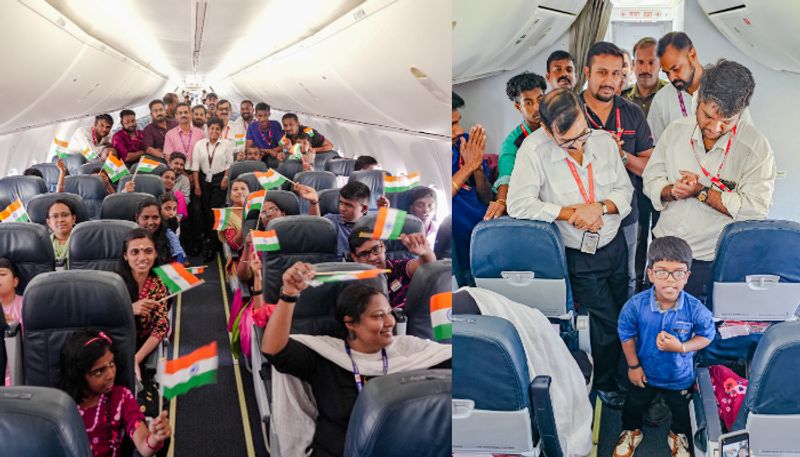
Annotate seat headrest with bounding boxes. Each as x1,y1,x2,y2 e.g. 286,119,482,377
230,160,267,181
52,154,87,176
0,386,92,457
100,192,153,221
294,171,337,191
0,222,55,294
318,188,340,216
26,193,90,226
744,320,800,416
276,161,305,182
348,170,385,208
117,174,164,197
0,175,47,205
78,162,103,175
404,260,452,340
434,215,451,259
351,213,425,260
710,220,800,308
290,262,388,337
452,288,480,314
67,220,140,271
244,190,301,220
453,315,531,411
262,216,341,302
22,270,136,391
236,172,265,193
325,158,356,176
344,369,452,457
64,175,108,197
313,151,340,170
129,162,168,177
31,163,61,191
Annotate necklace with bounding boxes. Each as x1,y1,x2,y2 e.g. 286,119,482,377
82,393,105,432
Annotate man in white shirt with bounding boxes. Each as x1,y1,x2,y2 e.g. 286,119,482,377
508,88,633,408
188,116,234,261
215,99,247,156
643,59,775,302
231,99,254,134
68,114,113,160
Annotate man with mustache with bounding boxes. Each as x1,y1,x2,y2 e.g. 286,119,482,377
191,105,208,133
580,41,654,329
142,99,178,160
111,109,146,166
485,71,547,219
545,50,577,91
643,59,775,302
648,32,751,142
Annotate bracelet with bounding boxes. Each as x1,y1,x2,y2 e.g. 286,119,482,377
145,434,163,450
309,200,319,205
252,288,263,296
682,344,687,353
495,198,506,206
279,287,299,303
451,180,460,192
628,363,641,370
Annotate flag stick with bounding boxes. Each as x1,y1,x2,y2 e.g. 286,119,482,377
158,342,165,414
157,280,206,303
315,269,391,275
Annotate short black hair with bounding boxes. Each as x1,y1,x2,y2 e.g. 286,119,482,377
633,37,658,57
538,89,582,135
657,32,694,58
354,155,379,171
95,114,113,126
191,104,207,113
148,99,164,111
586,41,624,68
409,186,436,205
452,92,464,111
216,99,231,110
175,102,190,111
282,113,299,122
159,191,177,206
169,152,187,164
335,282,386,331
241,99,254,107
46,199,75,218
204,92,218,101
339,181,371,202
255,102,271,112
546,50,574,73
698,59,755,118
505,71,547,102
647,236,693,270
23,168,43,179
207,116,224,130
135,197,160,220
120,109,135,120
163,93,178,104
348,227,379,253
0,257,19,278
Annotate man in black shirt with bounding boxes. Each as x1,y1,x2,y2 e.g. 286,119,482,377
281,112,335,153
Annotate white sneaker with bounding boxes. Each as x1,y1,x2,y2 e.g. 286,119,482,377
668,431,691,457
613,429,643,457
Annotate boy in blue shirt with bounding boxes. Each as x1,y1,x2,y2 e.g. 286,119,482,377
614,236,715,457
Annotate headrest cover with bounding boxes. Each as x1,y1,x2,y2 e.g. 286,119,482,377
277,161,304,181
236,172,264,193
265,190,300,216
78,162,103,175
64,175,108,196
0,222,55,294
344,369,452,457
453,315,531,411
68,220,140,271
100,192,153,221
0,386,92,457
265,216,337,254
31,163,61,190
54,154,88,176
26,193,90,225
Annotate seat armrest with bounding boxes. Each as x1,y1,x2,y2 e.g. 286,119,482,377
694,367,722,447
530,375,564,457
240,281,252,301
4,322,20,337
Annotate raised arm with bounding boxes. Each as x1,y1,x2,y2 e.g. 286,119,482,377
261,262,316,355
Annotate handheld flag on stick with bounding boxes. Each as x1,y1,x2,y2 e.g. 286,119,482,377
153,262,204,299
384,172,421,193
158,341,218,401
137,157,161,174
430,292,453,341
53,138,70,158
289,143,303,161
234,133,245,149
254,169,290,190
186,266,206,275
307,269,389,287
102,155,129,183
81,147,97,161
251,230,280,252
212,208,234,231
368,207,407,240
245,189,266,215
0,199,30,223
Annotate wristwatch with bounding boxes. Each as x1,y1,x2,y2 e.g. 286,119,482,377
620,151,628,165
697,186,710,203
279,287,299,303
628,363,641,370
600,202,609,215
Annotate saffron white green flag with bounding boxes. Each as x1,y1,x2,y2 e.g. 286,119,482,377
384,172,421,193
245,190,266,214
81,147,98,161
53,138,70,158
102,155,129,183
137,157,161,173
430,292,452,341
158,341,218,400
0,199,30,223
153,262,203,295
254,170,288,190
251,230,281,252
212,208,234,231
309,269,389,287
369,207,407,240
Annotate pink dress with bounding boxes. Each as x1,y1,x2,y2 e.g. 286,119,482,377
78,386,145,457
174,190,188,220
2,294,23,325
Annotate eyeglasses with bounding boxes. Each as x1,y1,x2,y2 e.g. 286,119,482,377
556,129,591,150
47,212,73,220
651,269,689,281
128,247,155,256
87,361,116,378
263,207,282,215
354,244,384,261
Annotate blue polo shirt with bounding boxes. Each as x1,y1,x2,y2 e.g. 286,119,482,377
246,120,283,149
324,213,353,259
618,287,715,390
452,133,489,272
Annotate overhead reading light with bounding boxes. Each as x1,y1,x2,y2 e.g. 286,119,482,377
410,66,448,104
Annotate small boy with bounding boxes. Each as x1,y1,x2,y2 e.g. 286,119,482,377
323,181,389,258
614,236,715,457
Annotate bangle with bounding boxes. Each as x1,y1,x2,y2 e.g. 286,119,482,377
309,200,319,205
682,344,687,353
252,288,263,296
628,363,641,370
451,180,460,192
495,198,506,206
145,434,163,450
279,287,299,303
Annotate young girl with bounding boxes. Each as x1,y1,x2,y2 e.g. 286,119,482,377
58,329,171,457
0,257,22,325
159,193,180,233
160,169,188,222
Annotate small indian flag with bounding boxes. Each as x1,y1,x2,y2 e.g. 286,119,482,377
103,155,129,183
251,230,280,252
53,138,70,158
289,143,303,160
370,207,407,240
0,199,30,223
158,341,218,400
212,208,234,231
81,147,97,161
303,127,315,137
137,157,161,173
234,133,245,148
279,135,290,147
254,170,287,190
245,189,266,214
153,262,203,295
311,269,389,286
186,266,206,275
384,172,421,193
430,292,453,341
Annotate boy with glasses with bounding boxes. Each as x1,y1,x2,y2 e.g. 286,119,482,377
614,236,714,457
347,232,435,308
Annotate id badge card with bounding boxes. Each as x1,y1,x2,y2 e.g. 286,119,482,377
205,171,213,183
580,231,599,255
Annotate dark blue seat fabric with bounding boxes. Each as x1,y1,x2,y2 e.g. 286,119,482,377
64,175,109,220
314,151,340,171
116,174,164,197
276,160,305,189
235,172,263,193
325,158,356,177
0,175,48,206
52,153,87,176
434,215,451,259
0,386,91,457
344,369,452,457
348,170,385,209
67,220,139,271
294,171,337,213
403,260,452,341
100,192,153,221
78,162,103,175
26,193,90,226
318,188,340,216
351,213,424,260
31,163,61,192
229,160,267,181
0,223,55,295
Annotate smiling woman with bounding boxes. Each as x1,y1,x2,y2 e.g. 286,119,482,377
46,199,77,268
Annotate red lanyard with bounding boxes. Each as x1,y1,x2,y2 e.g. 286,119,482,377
565,159,595,204
91,127,99,146
690,124,737,192
677,91,688,117
345,343,388,393
258,124,273,146
222,124,231,139
179,129,193,154
585,105,622,136
520,122,531,138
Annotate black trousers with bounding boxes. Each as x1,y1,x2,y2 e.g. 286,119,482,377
565,231,629,391
200,172,227,254
622,383,692,435
635,193,660,287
